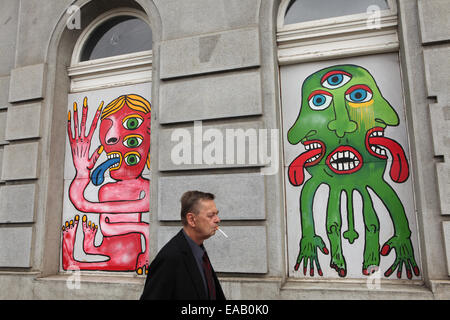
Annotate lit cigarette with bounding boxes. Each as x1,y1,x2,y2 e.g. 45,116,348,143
216,227,228,238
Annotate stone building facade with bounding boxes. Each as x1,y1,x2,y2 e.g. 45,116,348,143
0,0,449,299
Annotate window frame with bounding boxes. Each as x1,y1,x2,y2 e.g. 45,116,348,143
69,8,152,93
277,0,399,65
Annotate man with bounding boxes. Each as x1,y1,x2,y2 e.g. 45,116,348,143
140,191,226,300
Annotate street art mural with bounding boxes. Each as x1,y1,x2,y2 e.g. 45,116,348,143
62,87,151,275
283,57,421,279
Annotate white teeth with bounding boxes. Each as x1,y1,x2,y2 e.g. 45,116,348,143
107,153,120,160
370,131,384,137
329,150,360,171
370,145,387,156
304,143,321,150
306,154,320,163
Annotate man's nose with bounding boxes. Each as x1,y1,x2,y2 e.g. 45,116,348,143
327,101,357,138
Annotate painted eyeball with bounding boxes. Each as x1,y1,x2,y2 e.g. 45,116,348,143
308,90,333,110
122,115,143,130
345,85,373,103
321,71,352,89
123,135,143,148
124,152,141,166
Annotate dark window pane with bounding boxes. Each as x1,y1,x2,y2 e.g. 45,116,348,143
81,16,152,61
284,0,389,25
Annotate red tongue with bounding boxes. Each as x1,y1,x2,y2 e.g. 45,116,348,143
369,136,409,183
288,149,322,186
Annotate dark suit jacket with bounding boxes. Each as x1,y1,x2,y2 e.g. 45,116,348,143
140,229,226,300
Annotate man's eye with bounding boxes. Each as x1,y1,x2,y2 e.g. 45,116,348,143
123,117,143,130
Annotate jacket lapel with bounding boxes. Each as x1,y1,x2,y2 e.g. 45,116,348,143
175,230,208,300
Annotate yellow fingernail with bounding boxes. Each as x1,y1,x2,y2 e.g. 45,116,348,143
83,97,87,107
68,111,71,121
73,102,77,112
98,101,104,111
98,145,104,155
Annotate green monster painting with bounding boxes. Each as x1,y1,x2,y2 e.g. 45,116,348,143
287,65,420,279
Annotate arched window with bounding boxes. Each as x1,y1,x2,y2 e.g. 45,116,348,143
277,0,398,63
69,9,152,92
284,0,389,25
278,1,422,281
61,8,152,275
80,15,152,61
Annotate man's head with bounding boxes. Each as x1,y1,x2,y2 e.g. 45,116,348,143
181,191,220,244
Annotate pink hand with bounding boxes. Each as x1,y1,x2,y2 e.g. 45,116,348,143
67,97,103,177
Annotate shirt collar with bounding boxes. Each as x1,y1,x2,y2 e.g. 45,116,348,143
182,229,205,260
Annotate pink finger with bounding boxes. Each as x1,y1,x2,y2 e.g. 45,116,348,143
88,102,104,140
80,97,88,137
73,102,79,138
67,111,74,142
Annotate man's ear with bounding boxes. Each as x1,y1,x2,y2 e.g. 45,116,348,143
186,212,196,227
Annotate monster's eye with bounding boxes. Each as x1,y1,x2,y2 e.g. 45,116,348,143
321,71,352,89
345,85,373,103
122,115,143,130
308,90,333,110
123,135,143,148
124,152,141,166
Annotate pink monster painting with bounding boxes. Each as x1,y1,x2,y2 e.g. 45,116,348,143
62,94,151,274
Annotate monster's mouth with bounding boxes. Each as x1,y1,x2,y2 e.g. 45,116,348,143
106,152,122,171
366,127,387,159
326,146,362,174
303,140,325,166
90,152,122,186
365,127,409,183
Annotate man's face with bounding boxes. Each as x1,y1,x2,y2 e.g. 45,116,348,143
192,199,220,240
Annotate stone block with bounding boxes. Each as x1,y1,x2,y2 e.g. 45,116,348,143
158,120,268,171
429,103,450,158
0,76,10,109
0,148,3,181
158,226,268,273
15,0,73,67
159,70,262,123
0,227,33,268
443,222,450,276
158,173,265,221
418,0,450,44
1,142,39,180
154,0,260,40
160,27,260,79
9,64,46,103
436,163,450,215
0,0,19,76
0,112,7,145
0,184,36,223
5,103,41,141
